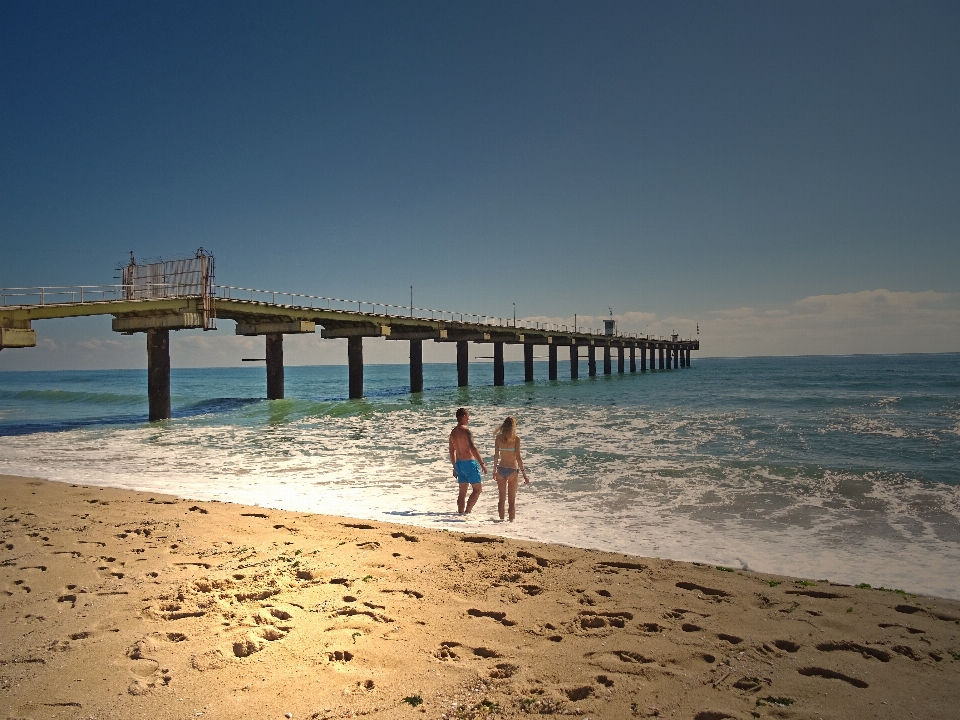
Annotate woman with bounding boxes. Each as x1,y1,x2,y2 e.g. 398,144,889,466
492,416,530,521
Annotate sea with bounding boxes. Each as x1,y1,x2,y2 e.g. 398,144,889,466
1,354,959,599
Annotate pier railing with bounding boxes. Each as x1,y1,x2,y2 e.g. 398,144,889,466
0,284,687,342
0,285,154,306
214,285,667,340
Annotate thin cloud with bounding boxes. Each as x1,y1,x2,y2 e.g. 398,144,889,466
704,290,960,356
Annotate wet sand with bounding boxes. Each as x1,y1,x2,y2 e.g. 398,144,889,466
2,473,959,719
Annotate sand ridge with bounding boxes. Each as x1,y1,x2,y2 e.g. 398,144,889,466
1,473,959,719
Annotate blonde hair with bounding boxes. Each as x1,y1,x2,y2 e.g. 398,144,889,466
496,416,518,444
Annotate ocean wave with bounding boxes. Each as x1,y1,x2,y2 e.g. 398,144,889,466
0,388,144,405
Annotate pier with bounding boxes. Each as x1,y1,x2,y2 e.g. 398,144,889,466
1,254,698,420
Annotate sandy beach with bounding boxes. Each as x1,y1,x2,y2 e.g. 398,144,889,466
2,474,959,720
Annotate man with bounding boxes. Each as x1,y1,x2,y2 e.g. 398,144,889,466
448,407,487,514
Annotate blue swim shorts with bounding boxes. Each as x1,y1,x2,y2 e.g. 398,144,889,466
454,460,483,485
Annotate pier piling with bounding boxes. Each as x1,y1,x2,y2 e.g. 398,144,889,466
548,344,558,380
570,344,579,379
630,346,636,373
618,345,625,374
410,339,423,393
588,346,596,376
603,346,612,375
348,336,363,399
265,333,284,400
494,342,505,386
147,329,171,421
524,343,534,382
659,346,665,370
641,344,647,372
457,341,469,387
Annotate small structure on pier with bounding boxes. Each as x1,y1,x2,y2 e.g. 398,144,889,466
0,252,699,421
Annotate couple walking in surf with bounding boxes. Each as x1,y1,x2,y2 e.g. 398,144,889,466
448,407,530,521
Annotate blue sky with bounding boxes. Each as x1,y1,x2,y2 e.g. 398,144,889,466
2,1,958,369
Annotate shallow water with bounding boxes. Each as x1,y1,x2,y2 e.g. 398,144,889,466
2,354,959,598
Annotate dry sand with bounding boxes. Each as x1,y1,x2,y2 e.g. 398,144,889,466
2,473,959,720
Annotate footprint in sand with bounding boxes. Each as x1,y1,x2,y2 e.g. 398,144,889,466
565,686,594,701
473,647,502,658
254,606,294,628
124,637,173,694
233,626,286,657
489,663,518,679
879,622,925,634
732,676,764,691
578,610,634,630
596,561,645,572
143,601,206,621
190,649,228,672
798,666,868,688
717,633,743,645
815,641,890,662
584,649,655,675
773,639,800,653
676,581,730,598
435,641,461,660
785,589,846,599
467,608,517,627
389,588,423,599
333,606,393,623
891,644,925,661
517,550,551,567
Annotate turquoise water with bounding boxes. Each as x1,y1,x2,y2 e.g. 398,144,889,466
1,355,959,598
